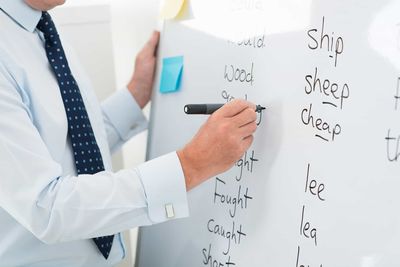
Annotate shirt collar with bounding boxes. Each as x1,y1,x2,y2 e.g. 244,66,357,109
0,0,42,32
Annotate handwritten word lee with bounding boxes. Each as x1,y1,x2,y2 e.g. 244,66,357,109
304,164,326,201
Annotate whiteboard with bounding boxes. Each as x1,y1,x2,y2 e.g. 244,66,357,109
137,0,400,266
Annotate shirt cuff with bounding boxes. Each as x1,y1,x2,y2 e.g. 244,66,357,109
136,152,189,223
102,87,148,141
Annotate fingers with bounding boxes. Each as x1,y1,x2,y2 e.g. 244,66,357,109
216,99,256,118
144,31,160,57
232,107,257,127
238,121,257,138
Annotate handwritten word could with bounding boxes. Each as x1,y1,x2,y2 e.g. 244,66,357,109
228,33,266,49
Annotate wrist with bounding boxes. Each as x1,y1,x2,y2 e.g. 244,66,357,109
177,148,203,191
127,80,148,109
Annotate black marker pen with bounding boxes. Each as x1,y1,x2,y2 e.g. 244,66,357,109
184,104,266,115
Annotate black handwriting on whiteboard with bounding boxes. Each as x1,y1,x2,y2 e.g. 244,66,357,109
295,246,323,267
224,63,255,85
213,177,254,218
395,77,400,111
385,129,400,162
307,16,344,67
301,103,342,142
304,67,350,110
202,243,236,267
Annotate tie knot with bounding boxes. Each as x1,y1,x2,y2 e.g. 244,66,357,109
37,11,58,38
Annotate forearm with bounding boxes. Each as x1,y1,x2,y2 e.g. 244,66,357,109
3,152,188,244
101,88,148,153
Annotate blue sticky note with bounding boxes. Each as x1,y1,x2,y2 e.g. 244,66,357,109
160,56,184,93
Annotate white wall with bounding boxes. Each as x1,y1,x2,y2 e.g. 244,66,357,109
110,0,161,168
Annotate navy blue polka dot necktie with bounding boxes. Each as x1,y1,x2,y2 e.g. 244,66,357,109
37,11,114,259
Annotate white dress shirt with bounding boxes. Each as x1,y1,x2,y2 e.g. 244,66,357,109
0,0,189,266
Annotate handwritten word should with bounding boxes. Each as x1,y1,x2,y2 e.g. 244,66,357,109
230,0,263,11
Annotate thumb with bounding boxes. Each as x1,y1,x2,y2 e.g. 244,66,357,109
144,31,160,56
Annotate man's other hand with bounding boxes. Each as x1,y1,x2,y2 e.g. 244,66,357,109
177,99,258,191
127,31,160,109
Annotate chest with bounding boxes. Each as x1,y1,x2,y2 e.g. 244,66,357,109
2,29,106,164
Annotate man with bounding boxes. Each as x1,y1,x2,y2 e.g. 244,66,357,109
0,0,258,266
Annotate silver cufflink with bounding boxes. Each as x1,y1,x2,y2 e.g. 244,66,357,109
165,203,175,219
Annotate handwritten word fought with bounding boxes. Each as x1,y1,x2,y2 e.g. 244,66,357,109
214,177,254,218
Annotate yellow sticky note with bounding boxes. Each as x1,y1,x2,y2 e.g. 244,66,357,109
160,0,185,19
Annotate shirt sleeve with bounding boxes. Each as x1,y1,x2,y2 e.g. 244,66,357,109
0,62,189,244
101,87,148,153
